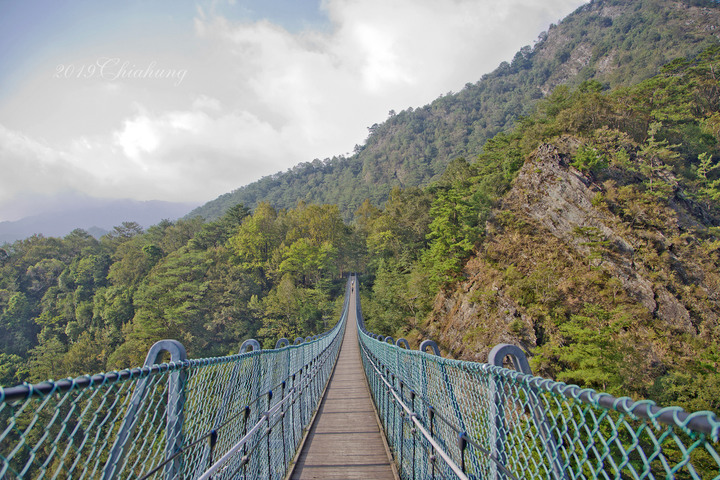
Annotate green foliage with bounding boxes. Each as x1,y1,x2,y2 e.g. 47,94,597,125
188,0,720,223
422,160,491,285
572,226,611,264
0,201,353,383
360,259,433,339
0,353,22,385
0,293,33,356
536,304,648,395
571,145,609,172
653,366,720,413
3,1,720,425
696,152,720,205
637,122,679,199
279,239,337,286
130,248,213,347
256,274,330,347
358,43,720,416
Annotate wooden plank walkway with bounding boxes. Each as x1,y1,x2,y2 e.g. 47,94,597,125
289,288,397,480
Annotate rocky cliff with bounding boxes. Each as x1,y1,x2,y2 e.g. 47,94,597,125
422,139,720,395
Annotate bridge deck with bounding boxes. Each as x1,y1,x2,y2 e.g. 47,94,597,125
289,289,397,480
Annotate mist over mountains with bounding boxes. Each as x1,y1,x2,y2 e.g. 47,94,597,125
2,0,720,430
0,195,198,244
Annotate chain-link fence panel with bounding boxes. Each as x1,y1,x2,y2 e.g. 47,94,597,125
356,285,720,480
0,278,351,479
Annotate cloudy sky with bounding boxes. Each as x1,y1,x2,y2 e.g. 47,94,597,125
0,0,587,221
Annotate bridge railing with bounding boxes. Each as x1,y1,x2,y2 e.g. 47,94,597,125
356,282,720,479
0,277,351,479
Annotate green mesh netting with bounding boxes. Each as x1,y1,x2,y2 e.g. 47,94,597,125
0,279,350,479
356,294,720,480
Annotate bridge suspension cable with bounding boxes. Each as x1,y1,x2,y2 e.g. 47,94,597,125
356,282,720,480
2,274,720,479
0,277,351,479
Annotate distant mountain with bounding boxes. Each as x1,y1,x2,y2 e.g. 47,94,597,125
3,0,720,422
188,0,720,222
0,197,198,244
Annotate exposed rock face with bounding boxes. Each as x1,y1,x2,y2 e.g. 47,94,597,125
536,0,720,93
506,144,694,332
425,263,537,362
424,142,719,364
505,143,610,245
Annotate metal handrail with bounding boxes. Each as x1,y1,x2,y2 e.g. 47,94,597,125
354,273,720,480
0,276,353,480
361,340,470,480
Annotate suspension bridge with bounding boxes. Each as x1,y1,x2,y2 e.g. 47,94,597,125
1,275,719,479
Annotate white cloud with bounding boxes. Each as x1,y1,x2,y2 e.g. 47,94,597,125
114,115,161,160
0,0,587,220
0,124,92,206
190,0,587,152
192,95,222,111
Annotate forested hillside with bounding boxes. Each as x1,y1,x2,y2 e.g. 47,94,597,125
2,0,720,419
190,0,720,221
0,203,358,385
360,46,720,413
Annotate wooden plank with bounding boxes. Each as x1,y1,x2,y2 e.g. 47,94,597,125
289,288,397,480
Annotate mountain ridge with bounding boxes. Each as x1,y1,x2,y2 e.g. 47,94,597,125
420,133,719,403
189,0,720,222
0,197,198,244
2,0,720,420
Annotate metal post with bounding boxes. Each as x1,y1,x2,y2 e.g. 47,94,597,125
280,381,287,472
102,340,187,480
300,366,307,427
391,374,397,450
438,360,481,476
488,344,567,480
199,340,261,476
242,406,250,478
410,390,416,480
207,429,218,470
487,344,531,374
458,433,468,473
419,340,441,356
399,380,405,475
266,390,273,479
291,373,298,447
247,341,262,478
428,406,436,480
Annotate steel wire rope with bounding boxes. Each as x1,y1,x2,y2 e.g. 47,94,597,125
196,314,345,480
0,278,353,480
358,330,720,479
356,297,718,479
132,323,342,479
136,341,338,480
371,352,515,476
201,350,335,479
360,339,469,480
360,338,520,480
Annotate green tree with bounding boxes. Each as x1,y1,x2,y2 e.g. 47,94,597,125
0,293,34,356
228,202,283,281
637,122,678,198
571,145,609,173
129,248,213,351
423,160,488,285
257,275,328,346
279,239,337,286
696,152,720,206
0,353,23,386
